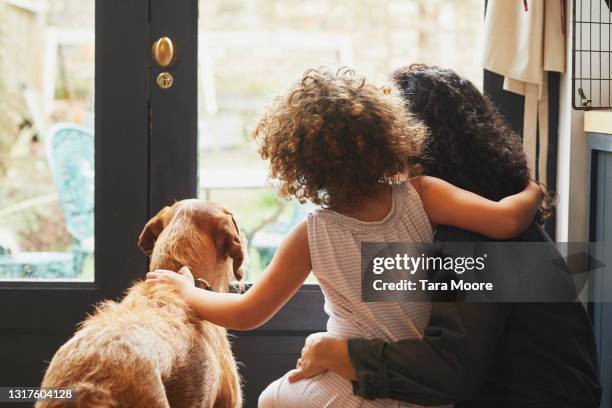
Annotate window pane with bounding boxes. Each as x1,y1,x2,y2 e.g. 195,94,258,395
198,0,483,280
0,0,94,281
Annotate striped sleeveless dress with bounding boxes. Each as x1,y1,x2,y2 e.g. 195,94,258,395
258,182,443,408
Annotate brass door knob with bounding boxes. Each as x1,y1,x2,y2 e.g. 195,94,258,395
152,36,175,67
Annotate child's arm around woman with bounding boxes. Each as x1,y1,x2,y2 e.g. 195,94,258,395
412,175,542,240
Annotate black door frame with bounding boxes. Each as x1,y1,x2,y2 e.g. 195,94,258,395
0,0,151,388
149,0,199,212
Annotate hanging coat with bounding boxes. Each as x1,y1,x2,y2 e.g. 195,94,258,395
483,0,565,183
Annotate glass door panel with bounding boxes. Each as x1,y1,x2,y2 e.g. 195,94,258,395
0,0,152,390
198,0,484,279
0,0,94,281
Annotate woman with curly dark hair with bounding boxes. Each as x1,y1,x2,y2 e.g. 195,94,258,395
393,63,554,223
290,65,600,408
147,67,543,407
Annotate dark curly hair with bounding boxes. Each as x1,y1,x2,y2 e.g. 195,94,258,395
391,64,555,223
253,67,428,209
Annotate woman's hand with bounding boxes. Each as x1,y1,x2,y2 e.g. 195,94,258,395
288,332,355,383
288,332,331,382
146,266,195,300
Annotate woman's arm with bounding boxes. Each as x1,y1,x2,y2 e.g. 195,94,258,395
411,176,541,240
146,221,312,330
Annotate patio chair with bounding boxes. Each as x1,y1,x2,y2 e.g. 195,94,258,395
0,124,94,279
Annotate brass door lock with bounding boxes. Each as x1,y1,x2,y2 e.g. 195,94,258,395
156,72,174,89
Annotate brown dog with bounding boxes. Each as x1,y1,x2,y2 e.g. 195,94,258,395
36,200,244,408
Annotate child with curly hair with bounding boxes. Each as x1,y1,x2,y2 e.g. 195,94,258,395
146,68,542,407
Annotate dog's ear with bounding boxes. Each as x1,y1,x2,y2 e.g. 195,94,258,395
138,207,169,256
216,213,245,280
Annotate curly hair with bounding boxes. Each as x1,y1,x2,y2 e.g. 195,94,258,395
252,67,428,209
391,64,555,223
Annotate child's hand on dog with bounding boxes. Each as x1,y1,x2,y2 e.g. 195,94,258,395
146,266,195,299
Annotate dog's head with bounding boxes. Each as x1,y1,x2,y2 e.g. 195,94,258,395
138,200,245,291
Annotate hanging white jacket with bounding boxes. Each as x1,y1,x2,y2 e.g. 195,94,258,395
483,0,565,183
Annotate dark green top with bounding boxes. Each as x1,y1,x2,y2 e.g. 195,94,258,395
348,224,601,408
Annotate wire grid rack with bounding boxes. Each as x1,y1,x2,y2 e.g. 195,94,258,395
573,0,612,109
